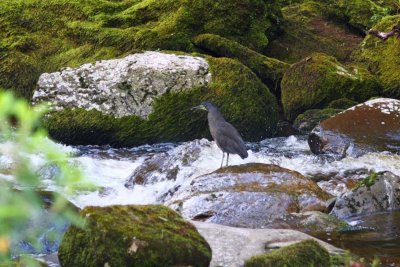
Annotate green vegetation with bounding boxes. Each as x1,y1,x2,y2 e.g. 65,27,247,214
244,239,331,267
327,98,358,109
193,34,288,94
352,15,400,98
45,57,279,146
0,90,87,266
294,108,343,133
58,205,211,267
265,2,364,63
281,52,381,121
0,0,282,98
353,171,385,190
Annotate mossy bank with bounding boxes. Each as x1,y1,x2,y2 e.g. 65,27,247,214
0,0,282,98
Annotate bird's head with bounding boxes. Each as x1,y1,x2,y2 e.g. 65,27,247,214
191,101,215,112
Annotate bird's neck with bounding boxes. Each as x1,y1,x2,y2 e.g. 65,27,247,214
208,107,226,125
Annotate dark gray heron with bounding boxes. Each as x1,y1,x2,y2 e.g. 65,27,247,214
191,101,248,168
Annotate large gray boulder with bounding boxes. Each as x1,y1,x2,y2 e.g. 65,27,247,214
32,51,211,118
331,172,400,218
166,163,331,228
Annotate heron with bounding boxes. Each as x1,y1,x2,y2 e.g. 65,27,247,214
191,101,248,168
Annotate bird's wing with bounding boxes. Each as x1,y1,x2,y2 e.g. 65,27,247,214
214,121,248,158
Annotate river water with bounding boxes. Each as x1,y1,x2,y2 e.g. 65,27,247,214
3,135,400,265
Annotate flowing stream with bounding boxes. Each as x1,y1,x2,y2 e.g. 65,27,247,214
2,135,400,265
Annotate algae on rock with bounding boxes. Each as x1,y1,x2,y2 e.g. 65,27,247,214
58,205,212,267
281,52,381,121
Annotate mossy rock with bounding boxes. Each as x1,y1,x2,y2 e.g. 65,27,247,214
293,108,343,133
319,0,392,32
58,205,211,267
44,56,279,146
281,53,381,121
0,0,281,98
193,33,288,94
265,2,364,63
244,239,331,267
327,98,358,109
352,16,400,98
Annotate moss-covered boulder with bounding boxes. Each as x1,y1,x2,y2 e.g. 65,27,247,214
327,98,359,109
244,239,331,267
193,34,288,93
293,108,343,134
0,0,282,98
320,0,392,32
41,53,279,146
281,53,381,121
352,16,400,98
265,2,364,63
58,205,211,267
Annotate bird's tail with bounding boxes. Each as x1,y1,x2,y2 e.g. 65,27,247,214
239,149,248,159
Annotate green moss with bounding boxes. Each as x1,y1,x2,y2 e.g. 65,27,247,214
294,108,343,133
0,0,282,98
44,56,279,146
43,108,149,147
319,0,392,32
58,205,211,267
352,16,400,98
193,34,288,94
281,52,381,121
327,98,358,109
265,2,364,63
244,239,331,267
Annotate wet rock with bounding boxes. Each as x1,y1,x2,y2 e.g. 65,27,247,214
331,172,400,218
33,52,211,119
353,16,400,98
192,221,342,267
281,53,381,121
58,205,211,267
308,98,400,156
244,239,331,267
293,108,342,134
166,163,331,228
125,139,211,187
289,211,349,233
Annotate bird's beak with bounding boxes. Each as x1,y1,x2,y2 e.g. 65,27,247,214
191,105,206,111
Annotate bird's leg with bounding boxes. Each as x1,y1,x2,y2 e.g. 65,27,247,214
220,152,225,168
226,153,229,167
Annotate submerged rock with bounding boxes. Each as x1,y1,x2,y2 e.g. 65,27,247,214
331,172,400,218
281,53,380,121
166,163,331,228
244,239,331,267
58,205,211,267
33,52,211,119
352,16,400,98
308,98,400,156
193,221,341,267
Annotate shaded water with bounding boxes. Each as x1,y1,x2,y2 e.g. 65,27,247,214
2,136,400,265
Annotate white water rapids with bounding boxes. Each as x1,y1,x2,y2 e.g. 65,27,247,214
1,135,397,209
